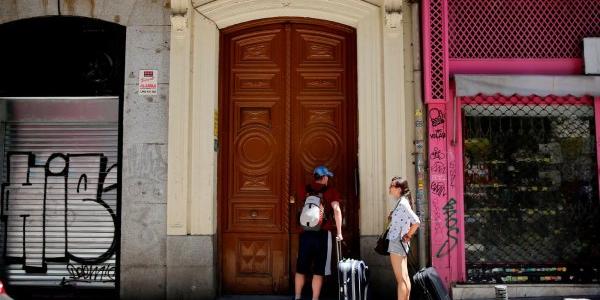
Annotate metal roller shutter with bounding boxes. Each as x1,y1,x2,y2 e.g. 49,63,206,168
0,97,119,289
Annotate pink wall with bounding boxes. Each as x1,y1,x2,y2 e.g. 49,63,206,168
427,102,450,283
427,99,466,286
423,0,465,287
449,59,583,76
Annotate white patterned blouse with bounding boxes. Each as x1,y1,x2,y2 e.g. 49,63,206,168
387,196,420,241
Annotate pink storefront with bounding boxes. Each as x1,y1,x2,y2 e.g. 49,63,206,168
422,0,600,294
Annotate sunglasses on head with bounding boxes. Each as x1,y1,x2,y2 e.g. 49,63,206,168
390,178,402,188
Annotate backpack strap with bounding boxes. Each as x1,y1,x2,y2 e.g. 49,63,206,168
305,184,330,223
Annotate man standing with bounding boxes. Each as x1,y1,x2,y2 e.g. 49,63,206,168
294,165,343,300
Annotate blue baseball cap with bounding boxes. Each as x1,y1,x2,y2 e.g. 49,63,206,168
313,165,334,177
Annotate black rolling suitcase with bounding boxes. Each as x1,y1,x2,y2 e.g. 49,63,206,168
400,243,450,300
336,239,369,300
412,267,451,300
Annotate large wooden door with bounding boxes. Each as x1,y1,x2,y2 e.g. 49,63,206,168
219,18,357,294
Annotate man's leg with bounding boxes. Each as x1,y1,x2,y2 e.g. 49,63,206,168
311,231,331,300
295,272,305,299
311,274,324,300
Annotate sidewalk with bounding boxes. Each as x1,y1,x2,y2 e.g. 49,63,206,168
217,296,600,300
218,296,336,300
218,297,290,300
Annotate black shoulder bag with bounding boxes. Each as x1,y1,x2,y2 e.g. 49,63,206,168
374,198,402,256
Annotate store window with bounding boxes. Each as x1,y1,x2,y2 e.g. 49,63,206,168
463,100,600,284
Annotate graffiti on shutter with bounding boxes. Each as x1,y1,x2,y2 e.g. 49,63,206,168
0,97,119,288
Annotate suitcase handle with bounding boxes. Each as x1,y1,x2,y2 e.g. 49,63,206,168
401,242,434,298
336,238,343,300
336,238,343,262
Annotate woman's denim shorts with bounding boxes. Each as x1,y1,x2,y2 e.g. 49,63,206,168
388,238,410,256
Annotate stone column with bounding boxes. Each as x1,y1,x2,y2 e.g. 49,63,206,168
167,0,191,236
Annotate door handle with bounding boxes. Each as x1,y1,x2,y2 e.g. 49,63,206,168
289,195,295,204
354,167,359,197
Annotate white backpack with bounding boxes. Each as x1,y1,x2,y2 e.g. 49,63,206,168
299,193,325,231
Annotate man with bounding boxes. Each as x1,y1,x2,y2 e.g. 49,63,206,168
294,165,343,300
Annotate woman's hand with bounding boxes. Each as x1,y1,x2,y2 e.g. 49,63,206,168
401,233,412,243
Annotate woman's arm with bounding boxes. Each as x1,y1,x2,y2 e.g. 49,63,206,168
402,222,419,242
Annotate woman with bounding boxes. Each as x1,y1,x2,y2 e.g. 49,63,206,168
387,176,420,300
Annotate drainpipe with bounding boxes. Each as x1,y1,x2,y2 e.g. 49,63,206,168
411,1,427,269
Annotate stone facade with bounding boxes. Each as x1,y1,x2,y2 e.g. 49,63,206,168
0,1,418,299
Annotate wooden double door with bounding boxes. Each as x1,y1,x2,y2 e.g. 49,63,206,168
218,18,357,294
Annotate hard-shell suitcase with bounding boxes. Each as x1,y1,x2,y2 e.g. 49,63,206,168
336,239,369,300
412,266,450,300
399,242,450,300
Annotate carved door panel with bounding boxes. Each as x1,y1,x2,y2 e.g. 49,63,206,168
219,19,356,294
289,22,358,273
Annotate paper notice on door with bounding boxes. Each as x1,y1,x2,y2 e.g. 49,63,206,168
138,70,158,95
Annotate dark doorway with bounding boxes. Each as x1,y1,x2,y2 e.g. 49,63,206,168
0,16,125,97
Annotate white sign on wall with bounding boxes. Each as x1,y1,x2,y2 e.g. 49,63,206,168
138,70,158,95
584,37,600,75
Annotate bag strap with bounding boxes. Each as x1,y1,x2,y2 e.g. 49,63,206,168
386,198,403,229
400,242,433,300
390,197,403,215
399,241,419,272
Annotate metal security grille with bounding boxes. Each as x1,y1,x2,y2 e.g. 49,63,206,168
0,98,119,288
463,101,600,284
448,0,600,59
428,0,446,100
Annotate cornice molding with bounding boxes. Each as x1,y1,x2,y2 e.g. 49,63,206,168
171,0,190,15
385,12,403,29
171,15,188,38
195,0,378,28
384,0,403,29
